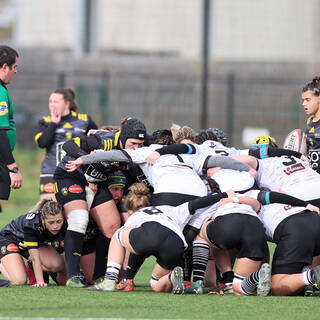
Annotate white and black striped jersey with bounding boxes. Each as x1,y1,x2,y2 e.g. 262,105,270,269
125,145,208,197
256,155,320,200
195,140,248,157
259,203,310,241
124,203,193,248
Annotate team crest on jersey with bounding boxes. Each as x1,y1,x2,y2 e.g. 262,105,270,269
68,184,83,194
61,187,68,196
0,101,8,115
283,163,305,175
44,183,54,193
7,243,20,252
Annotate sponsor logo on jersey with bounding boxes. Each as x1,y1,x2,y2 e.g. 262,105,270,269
68,184,83,194
44,182,54,193
0,101,8,115
283,163,305,175
7,243,20,252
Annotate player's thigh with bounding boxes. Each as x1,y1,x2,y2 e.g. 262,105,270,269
39,245,64,271
1,252,27,284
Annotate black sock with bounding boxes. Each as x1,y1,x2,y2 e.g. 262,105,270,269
183,249,193,281
221,271,234,285
64,230,84,279
125,253,145,280
93,232,111,280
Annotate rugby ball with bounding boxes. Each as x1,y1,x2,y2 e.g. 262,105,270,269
283,129,307,155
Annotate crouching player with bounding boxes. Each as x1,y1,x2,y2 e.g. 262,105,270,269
88,183,234,294
0,200,65,286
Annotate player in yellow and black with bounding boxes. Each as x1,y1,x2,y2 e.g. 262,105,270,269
302,77,320,173
0,200,66,287
35,88,97,200
53,117,147,288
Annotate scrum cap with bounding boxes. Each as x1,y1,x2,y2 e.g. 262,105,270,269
120,118,146,147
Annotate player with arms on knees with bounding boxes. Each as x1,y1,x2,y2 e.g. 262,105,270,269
0,200,65,287
88,182,234,294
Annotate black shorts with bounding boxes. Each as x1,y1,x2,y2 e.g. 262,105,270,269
151,192,198,207
54,177,113,208
39,175,55,195
0,164,10,200
272,211,320,275
0,236,27,259
206,213,266,260
129,222,185,270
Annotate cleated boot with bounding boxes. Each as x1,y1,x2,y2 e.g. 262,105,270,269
66,274,88,288
185,280,203,294
257,263,271,296
170,266,185,294
87,279,116,291
115,279,134,291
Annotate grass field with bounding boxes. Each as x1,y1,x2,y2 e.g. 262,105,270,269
1,148,320,320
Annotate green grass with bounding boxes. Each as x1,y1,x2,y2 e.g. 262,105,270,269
1,148,320,320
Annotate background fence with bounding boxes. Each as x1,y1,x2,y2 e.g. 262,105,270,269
12,67,308,149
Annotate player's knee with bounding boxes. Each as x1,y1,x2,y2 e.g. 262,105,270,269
67,209,89,234
101,221,121,238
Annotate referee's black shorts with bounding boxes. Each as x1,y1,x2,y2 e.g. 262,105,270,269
0,164,10,200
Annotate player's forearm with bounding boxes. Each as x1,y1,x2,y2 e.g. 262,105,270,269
205,155,251,172
35,123,57,147
81,150,130,165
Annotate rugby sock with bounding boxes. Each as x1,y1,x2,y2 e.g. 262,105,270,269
125,253,145,280
93,233,111,280
183,249,193,281
240,270,260,295
64,230,84,279
105,261,121,281
192,240,210,282
302,268,314,285
221,271,234,285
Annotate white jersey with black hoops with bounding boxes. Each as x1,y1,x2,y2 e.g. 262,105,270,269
125,146,208,197
124,202,193,248
256,155,320,200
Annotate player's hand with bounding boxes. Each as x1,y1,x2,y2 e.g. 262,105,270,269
206,167,220,177
248,168,257,178
218,198,233,206
225,190,235,198
91,149,104,154
87,129,98,136
145,151,160,165
300,155,309,162
88,183,97,193
9,171,22,189
65,158,83,172
306,204,320,214
50,107,61,124
33,282,48,287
